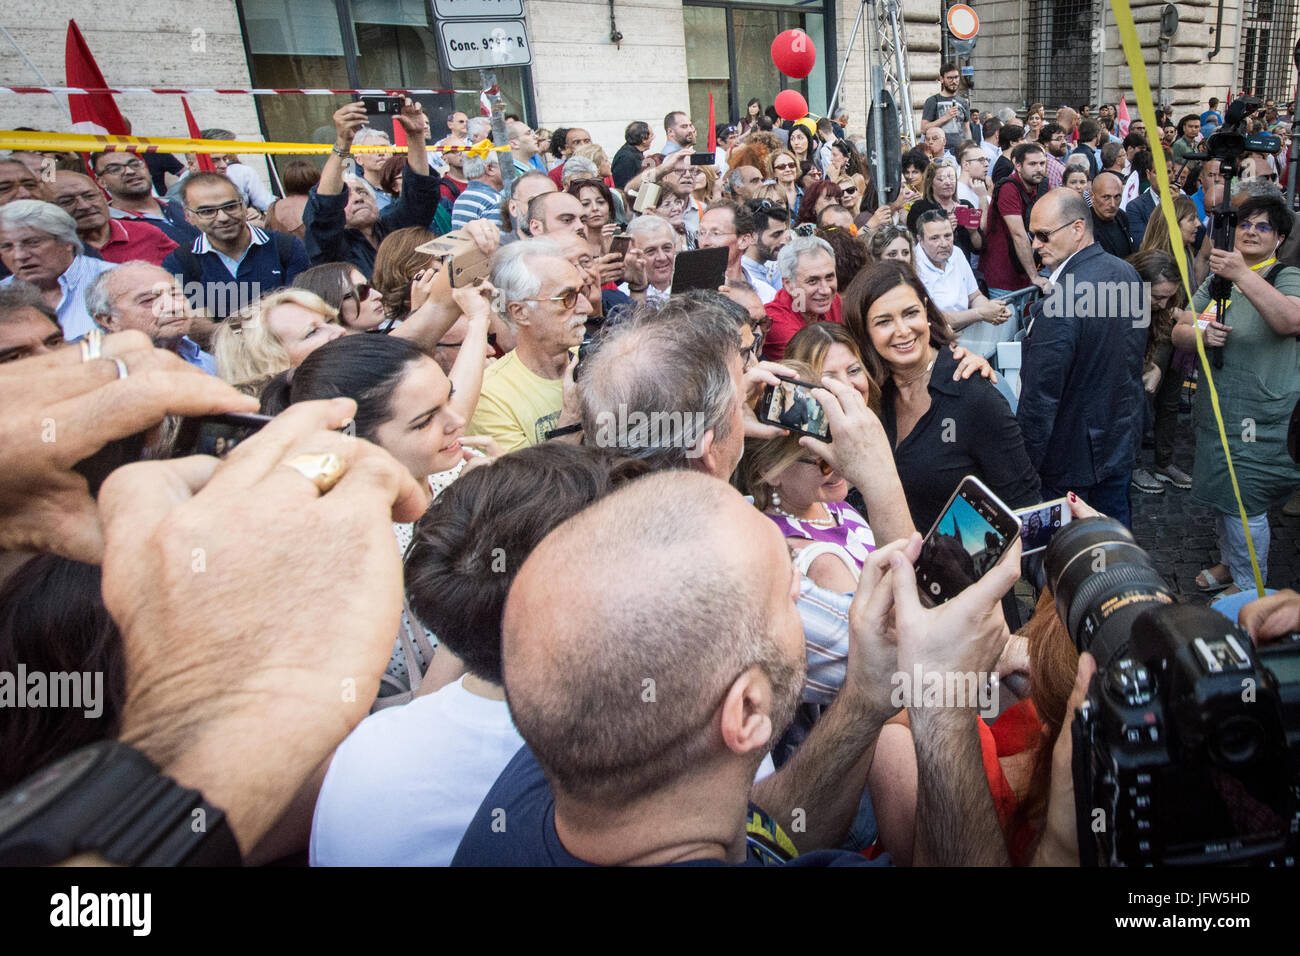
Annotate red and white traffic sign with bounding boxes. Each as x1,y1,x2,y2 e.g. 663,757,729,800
946,4,980,40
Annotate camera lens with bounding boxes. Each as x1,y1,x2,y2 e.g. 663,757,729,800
1043,517,1175,668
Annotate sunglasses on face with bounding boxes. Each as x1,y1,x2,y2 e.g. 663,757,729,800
773,163,797,171
342,281,373,302
797,457,834,476
740,326,765,370
522,289,581,310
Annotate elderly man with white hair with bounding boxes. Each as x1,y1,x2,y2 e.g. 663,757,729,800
467,238,593,452
351,127,396,211
466,116,492,145
451,149,504,230
0,200,113,340
617,214,677,306
763,234,842,360
85,260,215,372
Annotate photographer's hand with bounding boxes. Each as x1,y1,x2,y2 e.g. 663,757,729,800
1209,246,1251,284
741,360,797,440
1032,652,1096,867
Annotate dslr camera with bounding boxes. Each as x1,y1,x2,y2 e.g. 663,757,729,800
1044,517,1300,866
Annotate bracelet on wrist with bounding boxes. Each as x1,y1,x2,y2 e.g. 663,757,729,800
627,284,648,293
331,145,352,159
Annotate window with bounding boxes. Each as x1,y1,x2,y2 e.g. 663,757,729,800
683,1,834,128
1239,0,1298,101
237,0,534,180
1026,0,1096,109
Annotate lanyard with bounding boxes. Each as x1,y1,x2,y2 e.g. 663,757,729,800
1198,256,1277,322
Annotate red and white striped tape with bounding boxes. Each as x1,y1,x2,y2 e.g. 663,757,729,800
0,86,480,97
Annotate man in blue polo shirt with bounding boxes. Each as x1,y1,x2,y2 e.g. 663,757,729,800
162,172,309,337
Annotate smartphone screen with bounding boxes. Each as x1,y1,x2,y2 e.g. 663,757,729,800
915,476,1021,604
669,246,729,294
172,413,273,459
1015,497,1072,555
757,378,831,441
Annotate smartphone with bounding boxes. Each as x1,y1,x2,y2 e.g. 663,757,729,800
756,378,831,441
914,476,1022,605
172,413,272,459
360,95,404,117
955,206,982,230
689,152,715,166
669,246,729,294
608,234,632,258
1015,497,1072,556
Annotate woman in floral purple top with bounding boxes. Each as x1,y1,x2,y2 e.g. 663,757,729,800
737,361,876,594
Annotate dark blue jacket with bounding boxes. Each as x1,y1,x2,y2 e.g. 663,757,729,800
1125,188,1158,246
302,163,441,278
1016,241,1146,487
1070,144,1100,179
110,199,201,247
162,226,310,320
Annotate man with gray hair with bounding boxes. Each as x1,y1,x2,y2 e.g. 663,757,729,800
351,127,396,211
618,214,676,305
763,233,842,359
726,165,764,202
465,116,492,145
467,238,593,452
0,199,113,340
85,261,215,372
451,149,504,229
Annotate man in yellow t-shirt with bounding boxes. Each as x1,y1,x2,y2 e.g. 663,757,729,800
468,240,592,452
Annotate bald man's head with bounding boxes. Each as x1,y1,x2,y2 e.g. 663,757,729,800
1028,187,1092,267
502,471,805,811
1090,171,1124,221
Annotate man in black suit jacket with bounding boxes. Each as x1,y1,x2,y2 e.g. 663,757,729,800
1071,119,1102,179
1017,188,1147,527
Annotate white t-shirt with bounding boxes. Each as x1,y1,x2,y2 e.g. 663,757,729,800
311,677,525,866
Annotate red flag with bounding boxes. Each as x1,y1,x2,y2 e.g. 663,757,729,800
707,94,716,151
182,97,216,173
65,20,128,135
1116,95,1131,138
391,116,408,149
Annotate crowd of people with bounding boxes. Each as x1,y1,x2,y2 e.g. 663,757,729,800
3,73,1300,869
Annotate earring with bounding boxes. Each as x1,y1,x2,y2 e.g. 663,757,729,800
771,489,781,509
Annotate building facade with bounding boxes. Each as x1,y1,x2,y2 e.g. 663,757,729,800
0,0,1295,189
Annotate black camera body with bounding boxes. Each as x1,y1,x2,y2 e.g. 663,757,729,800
1046,518,1300,866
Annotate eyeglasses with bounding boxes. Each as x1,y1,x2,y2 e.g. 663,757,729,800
962,155,989,164
342,281,373,303
773,162,797,171
1238,220,1275,233
841,186,859,195
740,326,765,370
797,457,834,476
96,158,146,176
1030,219,1082,243
521,289,580,310
187,200,245,220
698,229,736,241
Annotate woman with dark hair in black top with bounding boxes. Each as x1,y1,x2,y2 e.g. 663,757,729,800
841,261,1040,534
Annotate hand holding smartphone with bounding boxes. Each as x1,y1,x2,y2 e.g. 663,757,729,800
914,476,1021,605
756,378,831,441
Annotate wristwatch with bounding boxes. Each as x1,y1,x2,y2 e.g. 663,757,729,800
0,741,241,866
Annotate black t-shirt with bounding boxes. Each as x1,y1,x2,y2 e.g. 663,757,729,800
611,143,644,190
922,93,971,151
451,745,890,867
1091,208,1133,259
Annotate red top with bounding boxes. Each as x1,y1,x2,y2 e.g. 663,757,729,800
762,287,843,361
95,218,178,266
980,172,1036,292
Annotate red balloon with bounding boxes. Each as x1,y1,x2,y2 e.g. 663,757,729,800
774,89,809,122
771,29,817,79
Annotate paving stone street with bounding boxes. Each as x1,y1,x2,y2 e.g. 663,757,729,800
1130,406,1300,605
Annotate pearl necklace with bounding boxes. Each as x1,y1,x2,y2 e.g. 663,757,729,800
771,502,839,528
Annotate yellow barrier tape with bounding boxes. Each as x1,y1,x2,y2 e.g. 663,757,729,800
0,130,511,155
1112,0,1265,597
